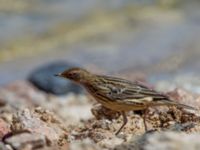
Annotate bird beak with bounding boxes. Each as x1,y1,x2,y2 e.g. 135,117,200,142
54,73,62,77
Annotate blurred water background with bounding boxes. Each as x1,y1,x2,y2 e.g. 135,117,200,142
1,0,200,85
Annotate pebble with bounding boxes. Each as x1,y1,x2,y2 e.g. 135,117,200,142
11,108,68,146
4,132,47,150
28,61,83,95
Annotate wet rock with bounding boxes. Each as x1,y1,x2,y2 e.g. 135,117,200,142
11,107,68,146
4,132,47,150
28,61,83,95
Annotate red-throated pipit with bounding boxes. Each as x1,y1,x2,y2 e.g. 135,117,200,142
55,68,196,135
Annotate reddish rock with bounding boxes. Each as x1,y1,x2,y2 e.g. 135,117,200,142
0,118,10,139
11,107,68,146
167,88,198,109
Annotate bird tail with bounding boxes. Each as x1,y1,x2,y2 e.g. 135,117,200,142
158,99,198,111
175,102,197,110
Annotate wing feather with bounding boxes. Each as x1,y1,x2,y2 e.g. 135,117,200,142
85,75,196,110
89,75,169,105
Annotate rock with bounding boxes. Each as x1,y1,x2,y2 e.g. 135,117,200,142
113,134,143,150
0,81,47,109
69,138,100,150
11,107,68,146
0,118,10,139
98,136,124,149
28,61,83,95
54,94,93,125
0,142,10,150
143,132,200,150
114,131,200,150
91,104,120,120
4,132,47,150
0,81,93,125
166,88,198,109
37,143,68,150
155,74,200,95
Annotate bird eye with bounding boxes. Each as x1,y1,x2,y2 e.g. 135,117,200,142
68,72,80,79
69,72,76,77
70,73,74,76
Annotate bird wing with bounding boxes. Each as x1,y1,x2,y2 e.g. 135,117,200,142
93,75,170,105
86,75,196,110
108,83,168,103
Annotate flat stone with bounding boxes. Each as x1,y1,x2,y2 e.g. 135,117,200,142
28,61,83,95
11,108,68,146
4,132,47,150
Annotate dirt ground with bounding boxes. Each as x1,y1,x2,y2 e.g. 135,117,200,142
0,77,199,150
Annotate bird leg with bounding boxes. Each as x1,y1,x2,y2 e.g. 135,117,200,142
115,111,127,135
142,108,148,132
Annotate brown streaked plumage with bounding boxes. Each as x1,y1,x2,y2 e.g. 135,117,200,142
55,67,196,135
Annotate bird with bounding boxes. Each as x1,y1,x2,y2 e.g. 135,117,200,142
55,67,197,135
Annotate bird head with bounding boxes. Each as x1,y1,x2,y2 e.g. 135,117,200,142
55,67,91,83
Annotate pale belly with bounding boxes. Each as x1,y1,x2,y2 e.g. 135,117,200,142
96,98,147,112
